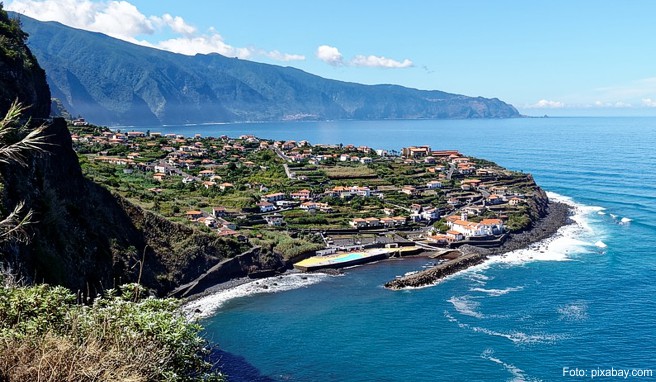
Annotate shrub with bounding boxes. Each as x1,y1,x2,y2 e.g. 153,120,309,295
0,284,225,382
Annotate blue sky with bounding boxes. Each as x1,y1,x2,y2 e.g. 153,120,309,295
6,0,656,116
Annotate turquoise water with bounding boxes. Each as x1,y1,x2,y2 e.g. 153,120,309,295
334,253,366,262
176,118,656,381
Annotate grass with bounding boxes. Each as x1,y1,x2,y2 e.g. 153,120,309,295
321,165,377,179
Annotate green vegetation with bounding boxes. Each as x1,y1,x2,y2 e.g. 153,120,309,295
248,230,324,260
0,6,30,64
505,211,532,232
323,165,377,179
0,283,225,382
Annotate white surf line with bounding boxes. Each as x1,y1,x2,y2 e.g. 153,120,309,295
183,273,331,318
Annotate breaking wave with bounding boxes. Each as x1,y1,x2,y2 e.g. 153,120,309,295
469,286,525,297
183,273,331,318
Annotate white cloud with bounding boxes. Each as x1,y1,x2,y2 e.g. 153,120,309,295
592,101,633,108
264,50,306,62
316,45,413,69
6,0,304,61
351,55,413,68
7,0,155,42
642,98,656,107
529,99,565,108
316,45,344,66
154,13,196,37
158,35,253,58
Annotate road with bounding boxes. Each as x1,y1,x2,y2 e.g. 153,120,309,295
273,148,296,179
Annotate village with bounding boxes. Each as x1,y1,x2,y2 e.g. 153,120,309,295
71,124,540,265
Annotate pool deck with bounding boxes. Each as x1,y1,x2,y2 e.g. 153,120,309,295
294,246,420,271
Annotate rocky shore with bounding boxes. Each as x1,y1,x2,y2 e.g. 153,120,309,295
384,201,572,290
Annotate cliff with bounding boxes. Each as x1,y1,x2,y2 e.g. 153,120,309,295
0,5,272,297
13,12,521,126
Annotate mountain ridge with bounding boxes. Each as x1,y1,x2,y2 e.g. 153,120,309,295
13,12,520,126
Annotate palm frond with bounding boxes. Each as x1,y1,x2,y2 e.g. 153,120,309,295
0,100,51,167
0,201,34,243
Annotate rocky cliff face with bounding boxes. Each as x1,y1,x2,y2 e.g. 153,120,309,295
0,7,50,119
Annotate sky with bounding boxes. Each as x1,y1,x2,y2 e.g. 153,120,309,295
6,0,656,116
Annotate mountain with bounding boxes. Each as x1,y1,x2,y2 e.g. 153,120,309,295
13,13,520,126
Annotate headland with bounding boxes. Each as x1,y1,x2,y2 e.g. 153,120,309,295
70,126,565,296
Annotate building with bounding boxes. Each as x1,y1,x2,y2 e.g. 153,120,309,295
327,186,371,199
349,218,368,229
291,189,312,200
447,215,505,237
262,192,286,203
212,207,227,217
401,185,420,196
509,197,525,206
264,213,284,226
256,202,276,213
402,146,431,158
427,180,443,189
185,210,203,221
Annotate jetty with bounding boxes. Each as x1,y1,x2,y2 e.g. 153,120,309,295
384,251,487,290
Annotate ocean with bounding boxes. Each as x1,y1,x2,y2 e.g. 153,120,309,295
165,118,656,381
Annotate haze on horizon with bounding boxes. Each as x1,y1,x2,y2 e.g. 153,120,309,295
6,0,656,117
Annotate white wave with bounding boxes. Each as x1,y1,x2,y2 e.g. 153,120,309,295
470,286,524,297
610,214,618,219
594,240,607,248
620,217,632,224
444,311,565,345
183,273,330,318
558,302,588,321
448,295,484,318
598,211,606,215
482,192,601,267
398,191,606,290
481,349,541,382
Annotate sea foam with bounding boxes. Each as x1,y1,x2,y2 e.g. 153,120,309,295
469,286,525,297
481,349,542,382
183,273,330,318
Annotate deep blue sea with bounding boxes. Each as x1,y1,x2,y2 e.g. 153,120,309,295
170,118,656,381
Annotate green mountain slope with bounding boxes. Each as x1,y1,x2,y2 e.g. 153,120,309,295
14,12,520,126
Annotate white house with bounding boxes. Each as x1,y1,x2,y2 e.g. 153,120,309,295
264,213,284,226
426,180,443,189
256,202,276,213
